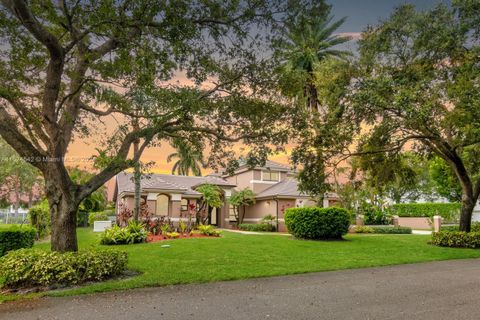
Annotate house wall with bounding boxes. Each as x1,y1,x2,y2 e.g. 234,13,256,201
242,198,296,232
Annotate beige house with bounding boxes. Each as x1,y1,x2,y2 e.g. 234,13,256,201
113,160,339,231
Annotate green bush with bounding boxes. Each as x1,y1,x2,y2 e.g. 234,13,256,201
28,200,50,239
284,207,351,240
370,226,412,234
430,231,480,248
197,224,222,237
100,221,147,245
360,203,390,225
441,222,480,232
0,249,127,289
88,211,109,226
389,203,460,222
354,226,374,233
0,225,36,256
238,223,276,232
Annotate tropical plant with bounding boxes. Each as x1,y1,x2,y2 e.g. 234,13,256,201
229,188,256,226
195,184,223,225
167,138,205,176
197,224,221,237
100,221,147,245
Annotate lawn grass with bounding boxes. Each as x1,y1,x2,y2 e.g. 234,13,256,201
2,228,480,302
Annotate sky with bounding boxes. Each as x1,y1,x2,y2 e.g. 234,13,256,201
67,0,450,175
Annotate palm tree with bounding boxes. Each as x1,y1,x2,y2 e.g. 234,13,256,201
279,14,351,113
167,139,205,176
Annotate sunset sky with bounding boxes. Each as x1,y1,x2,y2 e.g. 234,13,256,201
66,0,449,175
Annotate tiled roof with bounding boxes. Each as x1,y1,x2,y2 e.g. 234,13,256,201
116,172,235,196
256,179,308,199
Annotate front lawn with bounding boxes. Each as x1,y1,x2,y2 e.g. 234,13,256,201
2,228,480,302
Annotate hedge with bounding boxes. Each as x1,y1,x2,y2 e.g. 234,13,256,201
284,207,351,240
388,203,460,221
0,249,128,289
441,222,480,233
354,226,412,234
430,231,480,248
238,223,275,232
0,225,36,256
88,211,109,226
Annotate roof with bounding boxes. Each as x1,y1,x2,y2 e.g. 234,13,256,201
256,179,309,199
223,159,294,177
116,172,236,197
255,179,340,200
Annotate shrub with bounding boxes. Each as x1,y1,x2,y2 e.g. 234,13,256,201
389,203,460,222
238,223,276,232
354,226,374,233
441,222,480,233
197,224,221,237
370,226,412,234
100,221,147,245
284,207,351,240
430,231,480,248
359,203,390,225
88,211,109,226
0,249,127,289
166,232,180,239
28,200,50,239
0,225,37,256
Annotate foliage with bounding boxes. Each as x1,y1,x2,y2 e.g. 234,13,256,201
389,203,461,222
441,222,480,233
238,223,276,232
117,203,133,227
88,212,109,226
0,249,127,289
369,226,412,234
166,232,180,239
284,207,351,240
359,202,390,225
197,224,221,237
0,225,36,256
354,226,374,233
429,157,462,202
195,184,223,224
294,2,480,232
229,188,256,225
28,199,50,239
0,0,300,252
167,138,205,176
430,232,480,248
100,221,147,245
0,138,43,208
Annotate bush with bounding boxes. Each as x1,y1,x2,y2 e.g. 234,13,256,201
100,221,147,245
354,226,374,233
360,203,390,225
28,200,50,239
370,226,412,234
441,222,480,233
0,225,36,256
238,223,276,232
88,211,109,226
430,231,480,248
197,224,221,237
166,232,180,239
389,203,460,222
284,207,351,240
0,249,127,289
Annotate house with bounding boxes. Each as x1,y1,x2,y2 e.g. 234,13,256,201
113,160,340,231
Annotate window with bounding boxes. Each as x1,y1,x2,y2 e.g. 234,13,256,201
156,194,169,216
262,170,279,181
181,198,188,211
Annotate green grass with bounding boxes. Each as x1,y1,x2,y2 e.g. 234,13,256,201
2,228,480,302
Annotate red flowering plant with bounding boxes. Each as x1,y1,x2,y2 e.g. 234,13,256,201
117,203,133,227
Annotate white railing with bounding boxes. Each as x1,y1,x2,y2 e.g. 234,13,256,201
0,206,29,224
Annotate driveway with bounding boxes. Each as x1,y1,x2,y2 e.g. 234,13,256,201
1,259,479,320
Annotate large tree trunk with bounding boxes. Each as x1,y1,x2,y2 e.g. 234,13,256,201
459,194,475,232
44,166,79,252
133,119,141,221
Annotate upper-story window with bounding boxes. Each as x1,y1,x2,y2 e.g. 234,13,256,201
262,170,279,181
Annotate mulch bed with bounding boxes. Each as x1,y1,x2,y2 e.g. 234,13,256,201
146,233,215,242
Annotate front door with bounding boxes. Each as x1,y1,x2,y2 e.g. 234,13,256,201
209,206,218,226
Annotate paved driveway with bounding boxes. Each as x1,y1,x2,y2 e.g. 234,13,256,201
1,259,480,320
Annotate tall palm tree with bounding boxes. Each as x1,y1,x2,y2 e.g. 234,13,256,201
279,14,351,113
167,139,205,176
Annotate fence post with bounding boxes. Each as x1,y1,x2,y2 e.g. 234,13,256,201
392,215,399,227
433,215,442,232
356,215,364,226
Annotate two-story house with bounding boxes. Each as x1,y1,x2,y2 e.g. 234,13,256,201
112,159,339,232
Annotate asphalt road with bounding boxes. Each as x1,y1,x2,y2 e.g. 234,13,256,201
1,259,480,320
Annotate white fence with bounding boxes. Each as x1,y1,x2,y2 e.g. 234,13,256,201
0,206,29,224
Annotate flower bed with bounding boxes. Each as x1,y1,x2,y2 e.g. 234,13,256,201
147,233,212,242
